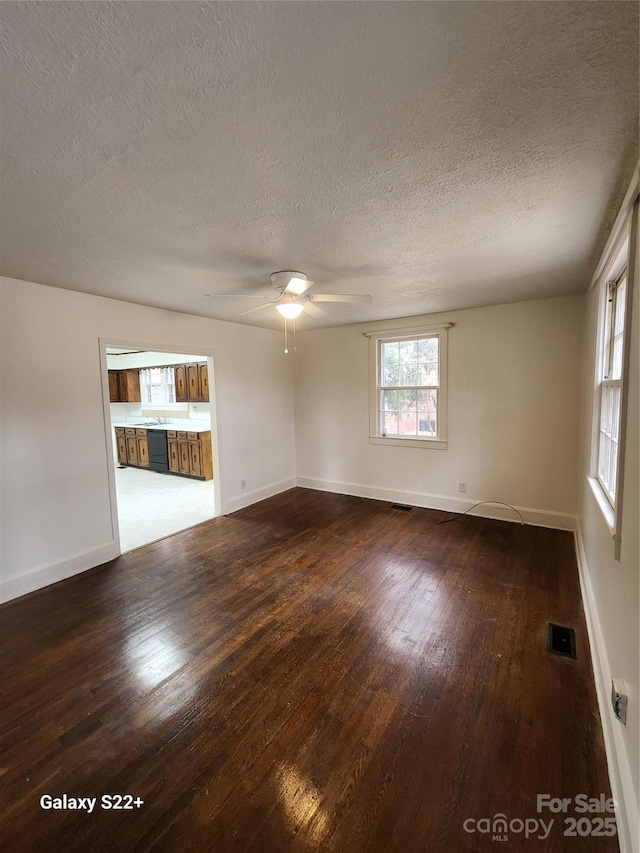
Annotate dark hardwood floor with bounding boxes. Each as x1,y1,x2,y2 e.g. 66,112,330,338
0,489,615,851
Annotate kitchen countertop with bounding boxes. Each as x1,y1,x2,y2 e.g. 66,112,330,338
112,422,212,433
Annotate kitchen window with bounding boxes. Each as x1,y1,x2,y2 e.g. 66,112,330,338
366,324,451,449
140,367,177,407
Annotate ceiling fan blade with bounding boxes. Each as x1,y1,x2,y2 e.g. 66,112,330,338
285,277,313,295
205,293,275,299
238,302,280,315
306,293,373,303
304,301,326,318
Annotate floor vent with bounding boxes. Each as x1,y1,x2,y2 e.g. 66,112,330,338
391,504,413,511
548,623,576,658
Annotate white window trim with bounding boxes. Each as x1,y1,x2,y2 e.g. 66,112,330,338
588,201,637,557
365,323,453,450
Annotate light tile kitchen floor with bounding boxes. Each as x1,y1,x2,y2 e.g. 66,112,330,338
115,466,216,552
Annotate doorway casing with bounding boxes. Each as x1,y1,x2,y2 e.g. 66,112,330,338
99,338,222,554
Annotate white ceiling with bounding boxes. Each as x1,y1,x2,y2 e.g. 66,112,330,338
1,2,638,330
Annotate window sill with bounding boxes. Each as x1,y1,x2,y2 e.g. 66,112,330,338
370,435,447,450
586,476,616,537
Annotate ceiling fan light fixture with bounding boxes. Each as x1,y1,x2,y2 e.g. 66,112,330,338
276,302,304,319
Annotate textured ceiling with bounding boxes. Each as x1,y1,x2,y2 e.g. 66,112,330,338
1,1,638,330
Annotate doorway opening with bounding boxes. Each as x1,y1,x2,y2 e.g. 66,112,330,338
101,342,220,553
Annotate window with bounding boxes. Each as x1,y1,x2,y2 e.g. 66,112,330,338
596,271,627,507
140,367,176,407
367,325,450,449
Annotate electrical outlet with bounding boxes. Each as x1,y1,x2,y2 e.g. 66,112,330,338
240,480,247,490
459,482,467,493
611,679,628,724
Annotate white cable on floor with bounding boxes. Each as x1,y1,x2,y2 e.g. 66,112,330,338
436,500,525,526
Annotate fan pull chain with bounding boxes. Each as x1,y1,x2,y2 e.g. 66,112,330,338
284,318,288,354
293,317,297,352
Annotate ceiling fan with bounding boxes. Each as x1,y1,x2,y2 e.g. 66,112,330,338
206,271,373,320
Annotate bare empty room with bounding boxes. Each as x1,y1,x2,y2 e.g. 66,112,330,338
0,3,638,852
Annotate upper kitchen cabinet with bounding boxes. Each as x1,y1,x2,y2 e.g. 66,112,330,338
175,362,209,403
198,362,209,401
187,363,199,401
174,364,188,402
108,369,141,403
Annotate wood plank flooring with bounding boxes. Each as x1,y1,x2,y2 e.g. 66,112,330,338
0,489,616,851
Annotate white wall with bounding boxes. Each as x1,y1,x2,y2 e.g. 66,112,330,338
295,295,583,528
576,213,639,852
0,276,296,602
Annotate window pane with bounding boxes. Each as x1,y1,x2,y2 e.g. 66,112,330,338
381,389,398,411
382,410,399,435
397,389,417,410
611,336,623,380
600,386,611,435
399,340,418,364
398,410,418,435
419,337,438,362
418,412,437,436
397,365,418,386
417,388,438,412
381,342,399,369
611,386,620,440
609,438,617,498
418,363,438,385
383,364,399,386
614,278,626,335
598,432,608,482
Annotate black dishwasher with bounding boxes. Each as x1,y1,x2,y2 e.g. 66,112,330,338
147,430,169,472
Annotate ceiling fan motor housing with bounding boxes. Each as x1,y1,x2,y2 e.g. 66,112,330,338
270,271,309,293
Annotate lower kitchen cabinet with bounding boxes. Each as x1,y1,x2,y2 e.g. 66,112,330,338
167,430,213,480
117,427,213,481
168,438,180,473
125,430,138,466
178,434,190,475
115,429,128,465
136,429,149,467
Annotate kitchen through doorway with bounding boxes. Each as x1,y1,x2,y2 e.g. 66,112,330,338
104,345,218,552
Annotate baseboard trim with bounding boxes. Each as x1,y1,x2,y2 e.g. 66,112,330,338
574,518,638,853
222,477,297,515
296,476,576,531
0,541,120,604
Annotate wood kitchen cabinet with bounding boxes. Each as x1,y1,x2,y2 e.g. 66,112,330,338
115,427,213,481
108,370,141,403
178,432,190,474
174,365,188,402
188,433,202,477
174,362,209,403
115,428,128,465
198,363,209,400
166,430,213,480
168,436,180,473
125,430,139,465
109,372,120,403
136,429,149,467
187,364,199,402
